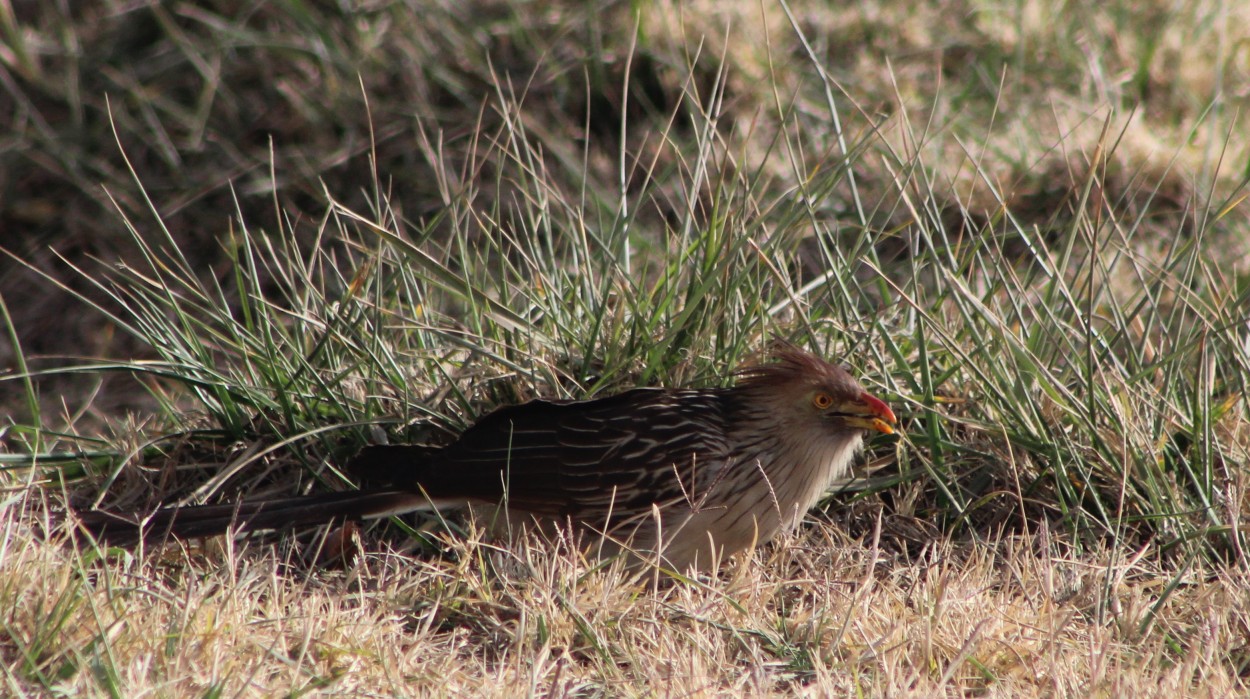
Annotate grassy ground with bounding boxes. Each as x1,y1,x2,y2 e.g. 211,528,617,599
3,0,1250,695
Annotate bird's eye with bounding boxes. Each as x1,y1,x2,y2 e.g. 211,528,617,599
812,392,834,410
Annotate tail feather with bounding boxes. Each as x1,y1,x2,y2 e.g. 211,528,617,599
74,490,431,545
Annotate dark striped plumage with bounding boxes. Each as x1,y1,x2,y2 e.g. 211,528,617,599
76,348,897,570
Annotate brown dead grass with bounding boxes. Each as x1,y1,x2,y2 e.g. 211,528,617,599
4,1,1250,696
4,493,1247,696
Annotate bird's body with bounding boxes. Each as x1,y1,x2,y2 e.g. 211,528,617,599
77,348,896,570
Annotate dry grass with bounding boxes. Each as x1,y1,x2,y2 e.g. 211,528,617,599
4,0,1250,695
5,499,1247,696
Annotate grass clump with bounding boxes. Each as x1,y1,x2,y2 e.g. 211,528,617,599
2,1,1249,695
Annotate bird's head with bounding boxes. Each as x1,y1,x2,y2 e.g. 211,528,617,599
737,347,897,437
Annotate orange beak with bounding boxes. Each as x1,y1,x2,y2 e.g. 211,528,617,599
839,392,898,435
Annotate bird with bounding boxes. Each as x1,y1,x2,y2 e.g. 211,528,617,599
75,346,897,570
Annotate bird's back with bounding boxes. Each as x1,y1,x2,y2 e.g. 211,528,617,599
388,388,737,523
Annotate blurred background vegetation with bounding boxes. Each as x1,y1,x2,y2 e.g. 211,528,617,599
6,0,1245,365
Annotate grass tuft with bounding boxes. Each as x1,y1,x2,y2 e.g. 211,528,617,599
2,1,1249,694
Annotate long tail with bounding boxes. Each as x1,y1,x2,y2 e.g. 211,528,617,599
74,489,429,545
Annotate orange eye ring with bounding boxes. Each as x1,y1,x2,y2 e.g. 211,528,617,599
812,392,834,410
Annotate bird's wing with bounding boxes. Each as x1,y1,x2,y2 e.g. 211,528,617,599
406,388,734,521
